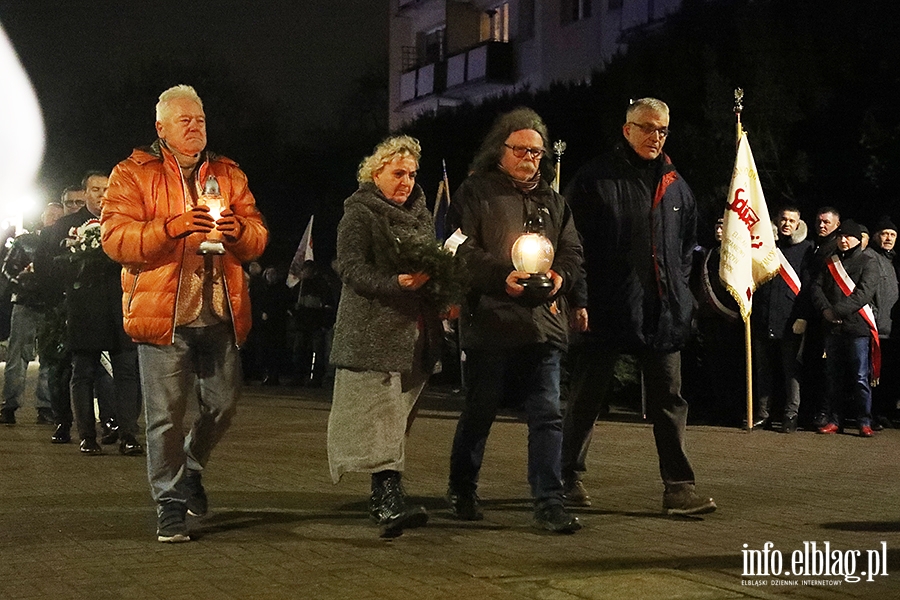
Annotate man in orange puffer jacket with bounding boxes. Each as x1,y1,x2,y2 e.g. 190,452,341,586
101,84,268,543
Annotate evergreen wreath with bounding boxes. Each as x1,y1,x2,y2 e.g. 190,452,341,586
390,234,468,313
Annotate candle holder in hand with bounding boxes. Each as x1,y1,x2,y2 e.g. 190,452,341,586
197,175,226,255
511,231,555,303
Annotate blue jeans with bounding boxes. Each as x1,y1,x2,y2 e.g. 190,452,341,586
1,304,51,412
449,344,564,507
824,335,872,427
138,323,241,505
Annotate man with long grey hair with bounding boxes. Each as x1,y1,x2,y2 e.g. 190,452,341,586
445,108,584,533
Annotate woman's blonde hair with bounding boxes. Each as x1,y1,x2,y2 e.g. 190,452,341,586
357,135,421,183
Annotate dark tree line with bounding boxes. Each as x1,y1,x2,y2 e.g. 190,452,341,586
38,0,900,264
402,0,900,246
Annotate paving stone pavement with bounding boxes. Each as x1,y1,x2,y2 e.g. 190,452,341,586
1,366,899,599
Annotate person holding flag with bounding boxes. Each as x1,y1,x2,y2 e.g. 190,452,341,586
561,98,715,516
810,220,881,437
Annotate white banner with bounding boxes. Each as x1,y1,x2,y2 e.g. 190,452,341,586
286,214,315,288
719,132,779,321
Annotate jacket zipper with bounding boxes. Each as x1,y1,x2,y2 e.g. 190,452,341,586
170,155,191,344
126,270,142,312
171,153,241,347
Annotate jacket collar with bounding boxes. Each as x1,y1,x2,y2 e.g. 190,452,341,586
131,139,220,168
837,243,861,261
351,182,428,224
615,140,673,175
778,219,808,247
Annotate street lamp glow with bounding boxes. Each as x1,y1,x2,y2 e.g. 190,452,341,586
0,24,46,235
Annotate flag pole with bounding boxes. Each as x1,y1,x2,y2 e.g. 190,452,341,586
552,140,566,193
438,159,465,393
433,180,444,219
734,88,754,431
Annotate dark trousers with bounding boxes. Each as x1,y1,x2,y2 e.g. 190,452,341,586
48,355,73,427
872,337,899,422
293,328,328,384
71,349,141,440
449,343,565,507
561,344,696,489
824,335,872,428
753,333,802,421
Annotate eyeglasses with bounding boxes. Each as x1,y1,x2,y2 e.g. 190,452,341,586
63,199,85,207
504,143,545,159
627,122,670,138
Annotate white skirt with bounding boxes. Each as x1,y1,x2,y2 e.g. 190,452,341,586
327,368,427,483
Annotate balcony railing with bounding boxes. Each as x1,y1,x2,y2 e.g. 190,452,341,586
399,40,514,104
445,41,513,88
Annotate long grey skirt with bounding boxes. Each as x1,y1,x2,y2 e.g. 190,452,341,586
327,368,427,483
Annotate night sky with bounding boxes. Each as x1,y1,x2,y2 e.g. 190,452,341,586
0,0,388,204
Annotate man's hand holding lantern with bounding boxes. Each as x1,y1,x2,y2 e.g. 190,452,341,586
216,207,242,242
165,205,214,239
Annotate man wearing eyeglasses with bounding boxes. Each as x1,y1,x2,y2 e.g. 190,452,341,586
561,98,716,516
444,108,584,533
60,186,87,216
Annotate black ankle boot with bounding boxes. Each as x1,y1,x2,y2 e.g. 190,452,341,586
782,414,798,433
369,473,386,522
370,470,428,535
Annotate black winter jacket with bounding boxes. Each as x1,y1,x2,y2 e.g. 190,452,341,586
566,143,697,352
751,223,815,340
449,169,583,350
0,232,43,308
35,207,132,352
869,246,898,338
811,244,879,338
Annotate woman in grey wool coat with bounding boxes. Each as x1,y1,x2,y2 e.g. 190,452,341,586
327,135,443,537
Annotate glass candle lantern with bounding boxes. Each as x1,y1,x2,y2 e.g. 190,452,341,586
197,175,226,255
510,231,555,300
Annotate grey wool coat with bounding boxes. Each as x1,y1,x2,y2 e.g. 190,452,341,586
330,182,442,374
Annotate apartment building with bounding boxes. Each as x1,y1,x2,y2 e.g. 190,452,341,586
389,0,683,129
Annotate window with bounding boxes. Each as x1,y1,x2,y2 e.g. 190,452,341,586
560,0,592,25
481,2,510,42
418,26,445,66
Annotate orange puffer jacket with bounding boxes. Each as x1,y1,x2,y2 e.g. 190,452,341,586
101,141,268,346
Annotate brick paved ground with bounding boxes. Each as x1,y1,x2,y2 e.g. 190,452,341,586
1,365,898,599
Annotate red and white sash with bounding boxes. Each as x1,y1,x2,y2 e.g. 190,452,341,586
826,254,880,380
777,248,801,296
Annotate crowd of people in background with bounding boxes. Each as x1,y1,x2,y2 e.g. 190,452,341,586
243,259,339,389
0,89,897,543
687,206,899,438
